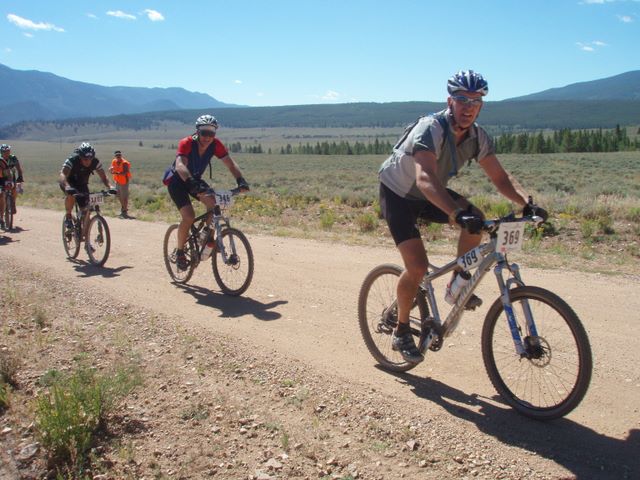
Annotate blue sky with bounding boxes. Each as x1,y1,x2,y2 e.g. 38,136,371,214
1,0,638,107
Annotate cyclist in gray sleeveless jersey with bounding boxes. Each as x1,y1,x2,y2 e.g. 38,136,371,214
378,70,548,364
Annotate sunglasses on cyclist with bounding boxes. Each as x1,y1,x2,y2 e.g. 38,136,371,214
198,130,216,137
451,95,483,106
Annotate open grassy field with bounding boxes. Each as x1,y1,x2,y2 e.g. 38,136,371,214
3,128,639,275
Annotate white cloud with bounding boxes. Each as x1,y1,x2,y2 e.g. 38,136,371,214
576,41,608,52
7,13,64,32
106,10,136,20
23,32,33,38
234,80,243,84
321,90,341,101
143,9,164,22
618,14,634,22
87,13,98,19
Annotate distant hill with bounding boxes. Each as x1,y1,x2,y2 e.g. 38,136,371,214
0,63,240,126
506,70,640,101
0,67,639,138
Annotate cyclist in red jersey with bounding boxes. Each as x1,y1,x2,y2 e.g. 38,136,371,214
163,114,249,270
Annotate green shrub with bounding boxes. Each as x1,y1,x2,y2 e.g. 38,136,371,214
320,209,336,230
580,219,598,240
0,381,9,410
35,364,141,466
356,212,378,232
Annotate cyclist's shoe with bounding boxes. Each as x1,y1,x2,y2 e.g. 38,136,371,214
64,217,74,230
175,250,189,271
392,331,424,364
464,294,483,310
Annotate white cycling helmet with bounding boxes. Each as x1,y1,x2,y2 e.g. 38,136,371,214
195,114,219,132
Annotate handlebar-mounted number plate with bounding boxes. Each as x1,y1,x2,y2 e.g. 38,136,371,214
88,193,104,206
497,222,525,253
214,190,234,208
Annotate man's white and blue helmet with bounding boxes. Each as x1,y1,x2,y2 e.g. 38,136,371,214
447,70,489,96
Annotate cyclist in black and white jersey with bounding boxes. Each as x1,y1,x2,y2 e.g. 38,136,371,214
378,70,548,364
58,142,113,230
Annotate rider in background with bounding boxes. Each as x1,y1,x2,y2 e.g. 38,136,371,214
378,70,548,364
163,114,249,271
0,144,24,217
59,142,113,231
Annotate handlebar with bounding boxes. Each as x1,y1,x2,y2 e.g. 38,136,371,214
483,214,544,234
71,189,117,198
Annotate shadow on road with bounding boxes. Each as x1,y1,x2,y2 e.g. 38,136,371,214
175,283,287,321
388,371,638,479
0,234,17,245
71,261,134,278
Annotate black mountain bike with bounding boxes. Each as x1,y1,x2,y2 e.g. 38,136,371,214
62,190,116,266
1,180,15,231
163,187,254,296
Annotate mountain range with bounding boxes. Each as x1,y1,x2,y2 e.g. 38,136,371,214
0,63,238,126
0,64,639,131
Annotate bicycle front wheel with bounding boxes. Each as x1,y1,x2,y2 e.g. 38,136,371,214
62,215,81,259
357,264,428,373
3,195,13,230
163,224,196,283
85,215,111,266
482,286,592,420
212,228,254,296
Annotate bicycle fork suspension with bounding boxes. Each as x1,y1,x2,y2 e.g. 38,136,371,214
494,262,539,357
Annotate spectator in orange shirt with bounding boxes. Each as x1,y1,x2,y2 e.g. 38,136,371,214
109,150,132,218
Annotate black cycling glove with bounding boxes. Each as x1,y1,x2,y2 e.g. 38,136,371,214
186,177,208,196
455,209,484,235
16,176,23,183
236,176,250,191
523,199,549,222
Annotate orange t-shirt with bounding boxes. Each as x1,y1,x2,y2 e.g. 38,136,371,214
111,157,132,185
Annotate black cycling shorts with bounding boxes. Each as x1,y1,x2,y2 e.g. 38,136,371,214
167,176,205,210
60,182,90,208
379,183,466,246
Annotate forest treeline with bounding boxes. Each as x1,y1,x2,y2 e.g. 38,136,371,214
494,125,639,154
226,125,639,156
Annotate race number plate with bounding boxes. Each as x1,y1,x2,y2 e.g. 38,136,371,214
457,246,483,271
215,190,234,208
496,222,525,253
88,193,104,206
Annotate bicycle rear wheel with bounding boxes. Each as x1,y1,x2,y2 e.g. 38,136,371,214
62,215,81,259
163,224,196,283
212,227,254,296
482,286,592,420
357,264,428,372
3,195,13,230
85,215,111,266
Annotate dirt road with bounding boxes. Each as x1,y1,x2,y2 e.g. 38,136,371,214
2,207,639,478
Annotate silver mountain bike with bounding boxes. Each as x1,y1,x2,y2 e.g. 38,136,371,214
358,213,592,420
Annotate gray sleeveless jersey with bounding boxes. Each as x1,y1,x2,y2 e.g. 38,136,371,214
378,109,495,200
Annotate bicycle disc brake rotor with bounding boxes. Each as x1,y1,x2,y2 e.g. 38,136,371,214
524,336,551,366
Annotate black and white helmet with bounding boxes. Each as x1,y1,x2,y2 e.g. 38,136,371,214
77,142,95,157
195,114,219,131
447,70,489,96
0,144,10,152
